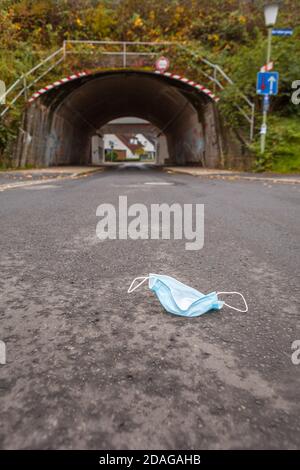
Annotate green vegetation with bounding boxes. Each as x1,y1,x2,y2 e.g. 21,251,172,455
0,0,299,171
252,117,300,173
105,150,118,161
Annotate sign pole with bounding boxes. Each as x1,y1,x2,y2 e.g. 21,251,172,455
261,27,273,154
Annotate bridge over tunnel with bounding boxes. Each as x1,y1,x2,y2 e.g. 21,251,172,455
16,70,234,168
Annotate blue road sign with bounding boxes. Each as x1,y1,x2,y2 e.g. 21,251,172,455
257,72,279,96
272,28,293,37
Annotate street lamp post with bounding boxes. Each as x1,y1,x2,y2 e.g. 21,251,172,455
109,140,114,163
261,2,280,154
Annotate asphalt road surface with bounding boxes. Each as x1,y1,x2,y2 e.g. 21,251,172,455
0,164,299,449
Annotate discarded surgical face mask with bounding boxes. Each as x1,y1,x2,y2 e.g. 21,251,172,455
128,274,248,317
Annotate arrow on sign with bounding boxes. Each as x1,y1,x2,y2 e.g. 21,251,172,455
257,71,279,96
268,76,276,94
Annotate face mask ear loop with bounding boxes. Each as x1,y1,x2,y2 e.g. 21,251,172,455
128,276,149,294
217,291,248,313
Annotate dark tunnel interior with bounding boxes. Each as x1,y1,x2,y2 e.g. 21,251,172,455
18,71,223,167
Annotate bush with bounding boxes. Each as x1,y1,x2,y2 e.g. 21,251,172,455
251,117,300,173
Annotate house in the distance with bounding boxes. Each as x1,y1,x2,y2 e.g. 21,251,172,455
135,134,155,160
103,134,137,161
103,133,155,161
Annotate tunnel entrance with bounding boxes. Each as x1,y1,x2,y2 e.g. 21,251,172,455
17,70,223,168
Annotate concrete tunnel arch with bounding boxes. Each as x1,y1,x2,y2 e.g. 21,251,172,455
16,70,225,168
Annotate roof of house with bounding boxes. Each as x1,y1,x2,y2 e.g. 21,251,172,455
117,134,144,153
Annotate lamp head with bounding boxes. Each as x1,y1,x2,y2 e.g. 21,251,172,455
264,2,280,27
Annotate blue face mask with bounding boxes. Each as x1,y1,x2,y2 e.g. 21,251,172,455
128,274,248,317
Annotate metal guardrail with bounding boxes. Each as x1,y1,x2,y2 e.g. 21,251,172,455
0,48,64,117
0,40,255,140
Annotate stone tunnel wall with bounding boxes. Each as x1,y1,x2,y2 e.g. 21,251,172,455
16,100,91,167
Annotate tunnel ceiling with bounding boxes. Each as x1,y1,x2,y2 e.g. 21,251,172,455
39,70,211,133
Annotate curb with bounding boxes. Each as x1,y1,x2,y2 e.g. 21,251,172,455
163,168,300,185
0,167,104,192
